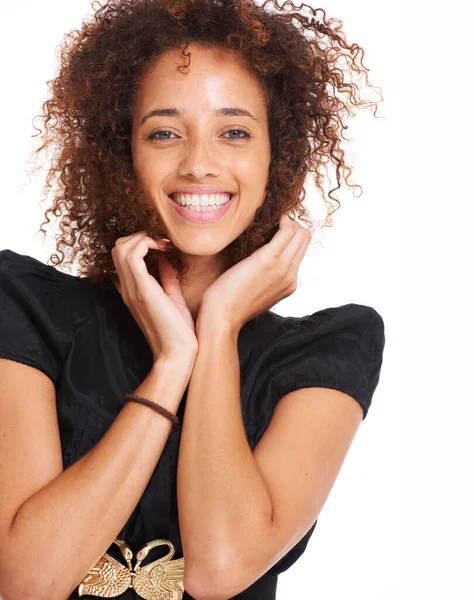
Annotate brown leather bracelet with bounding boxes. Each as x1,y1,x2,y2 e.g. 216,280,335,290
123,393,181,431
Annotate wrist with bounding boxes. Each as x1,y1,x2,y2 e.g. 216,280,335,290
154,351,196,381
196,307,241,341
196,317,240,346
138,357,192,408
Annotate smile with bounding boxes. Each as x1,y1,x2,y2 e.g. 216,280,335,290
168,194,236,224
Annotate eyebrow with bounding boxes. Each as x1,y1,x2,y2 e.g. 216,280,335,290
140,107,258,126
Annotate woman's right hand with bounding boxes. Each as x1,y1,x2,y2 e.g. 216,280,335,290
111,231,198,364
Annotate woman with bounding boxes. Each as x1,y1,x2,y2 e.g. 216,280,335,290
0,1,385,598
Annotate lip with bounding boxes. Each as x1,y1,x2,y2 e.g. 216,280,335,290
168,186,236,195
168,193,235,224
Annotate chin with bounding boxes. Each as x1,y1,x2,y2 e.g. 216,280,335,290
180,244,226,257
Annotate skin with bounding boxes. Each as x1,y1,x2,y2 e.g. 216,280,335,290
112,43,271,323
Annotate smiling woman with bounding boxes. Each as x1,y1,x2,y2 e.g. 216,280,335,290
0,1,386,599
25,0,383,297
125,41,272,307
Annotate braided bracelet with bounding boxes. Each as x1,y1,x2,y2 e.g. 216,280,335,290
124,393,180,431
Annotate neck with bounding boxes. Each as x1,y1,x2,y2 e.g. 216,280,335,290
110,252,226,325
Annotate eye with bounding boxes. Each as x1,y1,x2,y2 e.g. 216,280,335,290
223,128,251,139
146,128,252,141
147,130,177,141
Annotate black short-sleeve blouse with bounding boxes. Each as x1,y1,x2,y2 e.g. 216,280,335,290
0,249,385,599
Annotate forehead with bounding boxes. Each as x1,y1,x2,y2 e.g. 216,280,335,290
134,44,266,115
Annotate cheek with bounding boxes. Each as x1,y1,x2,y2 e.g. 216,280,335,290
232,159,268,195
133,152,163,187
131,147,147,181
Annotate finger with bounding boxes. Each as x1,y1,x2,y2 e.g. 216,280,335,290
114,230,148,244
254,213,296,262
281,224,311,265
156,252,185,301
271,215,306,268
125,236,168,296
113,232,152,295
274,213,299,248
284,228,312,284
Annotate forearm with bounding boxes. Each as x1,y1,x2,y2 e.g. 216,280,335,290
2,358,189,600
177,323,273,594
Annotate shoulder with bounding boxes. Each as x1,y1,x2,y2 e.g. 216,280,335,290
241,303,386,435
261,303,385,350
290,302,383,329
0,248,110,305
0,249,71,290
0,250,74,385
0,248,113,337
243,303,384,359
304,302,385,348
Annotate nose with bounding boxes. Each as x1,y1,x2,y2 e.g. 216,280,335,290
178,138,221,180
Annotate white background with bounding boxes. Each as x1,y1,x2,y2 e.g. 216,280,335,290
1,0,471,598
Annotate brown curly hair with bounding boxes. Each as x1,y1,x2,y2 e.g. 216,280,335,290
29,0,382,289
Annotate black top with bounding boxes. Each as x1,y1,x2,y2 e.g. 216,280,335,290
0,249,385,599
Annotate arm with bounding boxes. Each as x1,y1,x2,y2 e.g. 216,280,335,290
178,322,366,600
177,321,274,600
0,356,191,600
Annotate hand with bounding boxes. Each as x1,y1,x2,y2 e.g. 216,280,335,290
197,214,311,334
112,231,198,363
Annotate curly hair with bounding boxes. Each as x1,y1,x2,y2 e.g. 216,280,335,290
29,0,382,289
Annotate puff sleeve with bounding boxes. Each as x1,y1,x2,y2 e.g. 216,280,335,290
0,249,66,387
243,303,385,448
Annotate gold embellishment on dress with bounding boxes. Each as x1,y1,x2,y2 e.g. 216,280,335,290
78,538,185,599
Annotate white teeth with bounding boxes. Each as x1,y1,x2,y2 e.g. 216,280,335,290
171,193,233,207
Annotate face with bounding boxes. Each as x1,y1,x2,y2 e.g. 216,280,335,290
130,43,271,257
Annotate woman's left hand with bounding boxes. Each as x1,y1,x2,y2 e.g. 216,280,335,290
197,214,312,335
